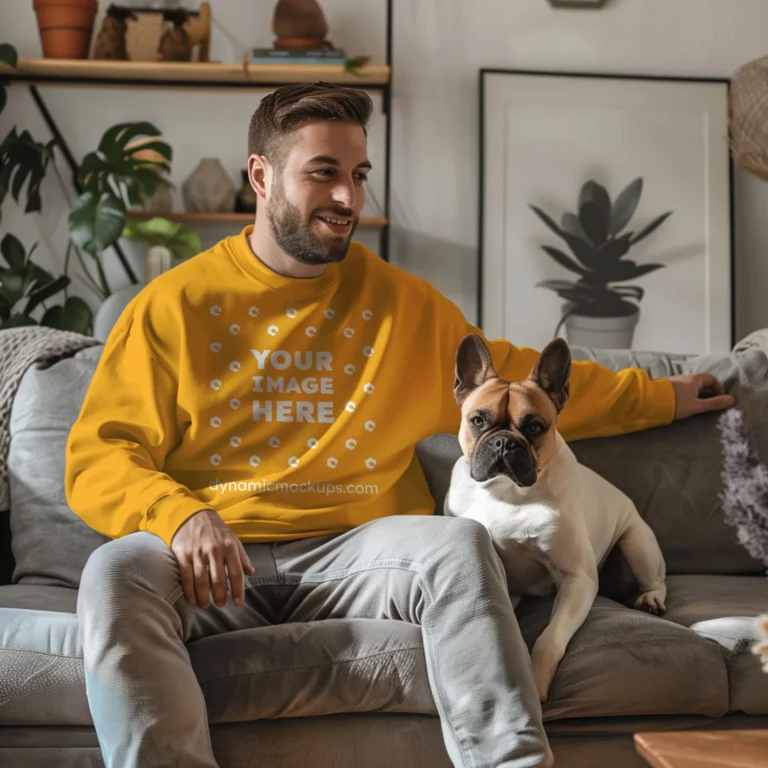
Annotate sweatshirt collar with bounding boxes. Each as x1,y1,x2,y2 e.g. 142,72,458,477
227,225,341,300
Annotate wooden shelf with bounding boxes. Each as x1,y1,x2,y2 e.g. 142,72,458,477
0,58,390,89
126,210,388,228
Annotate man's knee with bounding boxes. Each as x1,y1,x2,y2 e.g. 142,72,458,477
435,515,496,555
79,531,179,603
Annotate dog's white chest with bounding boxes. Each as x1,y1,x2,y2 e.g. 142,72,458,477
444,467,564,596
443,435,631,596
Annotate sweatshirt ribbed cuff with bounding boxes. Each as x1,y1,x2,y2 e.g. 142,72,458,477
144,489,212,548
645,376,676,428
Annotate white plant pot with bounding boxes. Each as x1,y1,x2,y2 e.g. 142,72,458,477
93,283,146,342
564,308,640,350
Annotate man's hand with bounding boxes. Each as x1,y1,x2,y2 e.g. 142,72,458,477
170,508,255,609
668,373,735,420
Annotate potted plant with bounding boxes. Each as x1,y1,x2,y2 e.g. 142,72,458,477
1,42,91,331
33,0,99,59
1,41,199,334
530,177,672,349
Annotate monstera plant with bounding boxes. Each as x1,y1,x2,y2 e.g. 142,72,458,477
0,41,196,332
531,177,672,348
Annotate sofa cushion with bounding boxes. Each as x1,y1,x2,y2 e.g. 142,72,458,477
0,585,87,726
2,573,763,729
190,618,436,723
515,590,730,722
0,584,437,727
662,574,768,715
8,346,109,588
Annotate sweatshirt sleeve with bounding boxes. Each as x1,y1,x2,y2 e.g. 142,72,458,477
433,293,676,442
65,309,210,548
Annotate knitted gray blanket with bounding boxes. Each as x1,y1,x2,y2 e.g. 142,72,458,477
0,326,102,510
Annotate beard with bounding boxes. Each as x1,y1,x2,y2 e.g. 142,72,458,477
266,180,357,266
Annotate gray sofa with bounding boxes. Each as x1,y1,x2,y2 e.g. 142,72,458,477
1,338,768,768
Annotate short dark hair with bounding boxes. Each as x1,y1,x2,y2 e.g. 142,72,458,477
248,82,373,170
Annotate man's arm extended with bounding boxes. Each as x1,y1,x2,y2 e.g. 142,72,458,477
433,293,733,439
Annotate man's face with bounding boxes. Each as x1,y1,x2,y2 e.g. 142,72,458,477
265,119,371,266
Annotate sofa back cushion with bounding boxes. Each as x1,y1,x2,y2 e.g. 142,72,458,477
8,345,109,587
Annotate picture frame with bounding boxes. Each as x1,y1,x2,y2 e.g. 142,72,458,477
478,68,734,355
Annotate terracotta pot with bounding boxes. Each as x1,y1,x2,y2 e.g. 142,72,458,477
33,0,99,59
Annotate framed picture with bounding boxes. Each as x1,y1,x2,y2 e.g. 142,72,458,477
478,69,734,355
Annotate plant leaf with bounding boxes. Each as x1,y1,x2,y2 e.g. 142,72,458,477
122,217,202,260
629,212,673,245
579,200,608,246
23,274,70,315
540,246,588,276
0,128,53,213
59,296,92,334
561,212,589,242
602,260,666,282
0,270,25,305
613,285,645,301
529,204,567,240
629,263,666,279
40,305,63,329
0,313,37,329
68,191,127,257
1,233,26,270
595,232,633,263
579,181,611,223
0,44,18,68
99,121,163,155
610,177,643,236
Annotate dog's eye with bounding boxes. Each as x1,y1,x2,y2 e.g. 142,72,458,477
470,416,484,428
527,422,545,436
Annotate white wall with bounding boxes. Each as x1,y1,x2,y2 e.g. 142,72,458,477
3,0,768,341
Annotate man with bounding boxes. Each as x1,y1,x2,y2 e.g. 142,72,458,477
65,82,734,768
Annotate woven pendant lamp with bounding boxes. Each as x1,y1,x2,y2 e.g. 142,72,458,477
731,55,768,181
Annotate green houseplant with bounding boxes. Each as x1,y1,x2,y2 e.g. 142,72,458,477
1,41,199,334
0,42,90,331
531,177,672,349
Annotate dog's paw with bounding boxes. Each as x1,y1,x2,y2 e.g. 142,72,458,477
633,586,667,616
530,637,563,703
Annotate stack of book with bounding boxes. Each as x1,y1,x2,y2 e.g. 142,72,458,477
249,47,346,66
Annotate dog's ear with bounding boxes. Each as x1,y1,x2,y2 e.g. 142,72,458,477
529,337,571,412
454,333,498,407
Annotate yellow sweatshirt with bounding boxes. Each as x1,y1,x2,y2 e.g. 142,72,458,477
65,226,676,548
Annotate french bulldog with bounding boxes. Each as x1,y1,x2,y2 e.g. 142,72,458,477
443,333,667,702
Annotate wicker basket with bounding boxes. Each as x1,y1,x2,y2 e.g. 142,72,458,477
731,55,768,181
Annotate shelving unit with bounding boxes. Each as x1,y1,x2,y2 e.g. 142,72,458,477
3,57,391,88
0,0,394,281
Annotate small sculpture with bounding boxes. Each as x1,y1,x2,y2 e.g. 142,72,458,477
93,4,137,60
183,159,237,213
159,7,191,62
272,0,329,48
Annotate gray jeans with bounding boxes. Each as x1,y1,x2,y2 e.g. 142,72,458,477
77,514,553,768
